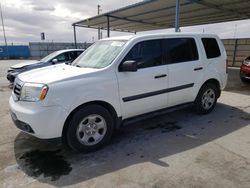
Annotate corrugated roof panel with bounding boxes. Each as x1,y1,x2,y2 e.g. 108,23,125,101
73,0,250,33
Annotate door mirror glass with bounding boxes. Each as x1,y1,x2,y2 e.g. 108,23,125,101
51,58,58,64
119,60,137,72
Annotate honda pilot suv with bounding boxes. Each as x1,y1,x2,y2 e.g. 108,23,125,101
9,33,227,152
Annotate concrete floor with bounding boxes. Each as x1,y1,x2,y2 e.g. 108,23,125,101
0,60,250,188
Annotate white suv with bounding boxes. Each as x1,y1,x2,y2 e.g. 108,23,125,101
9,33,227,152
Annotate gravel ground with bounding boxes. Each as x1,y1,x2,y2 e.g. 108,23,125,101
0,60,250,188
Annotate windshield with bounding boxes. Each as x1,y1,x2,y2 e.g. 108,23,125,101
40,51,62,62
72,40,127,69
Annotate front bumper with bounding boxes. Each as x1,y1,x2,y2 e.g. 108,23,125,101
9,96,67,139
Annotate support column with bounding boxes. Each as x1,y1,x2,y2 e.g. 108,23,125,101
175,0,180,32
73,25,77,49
232,39,238,67
107,15,110,38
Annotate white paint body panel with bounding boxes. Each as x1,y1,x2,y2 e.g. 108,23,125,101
9,33,227,139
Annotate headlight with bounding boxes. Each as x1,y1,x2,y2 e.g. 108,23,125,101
20,83,48,102
243,60,250,66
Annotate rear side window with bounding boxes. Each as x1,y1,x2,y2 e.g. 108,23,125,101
68,52,76,61
163,38,198,64
124,39,163,69
76,51,83,57
202,38,221,59
55,53,69,62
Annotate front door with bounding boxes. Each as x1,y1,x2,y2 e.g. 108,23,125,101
116,39,169,119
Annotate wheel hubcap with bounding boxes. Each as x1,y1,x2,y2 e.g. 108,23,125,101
76,114,107,146
202,88,216,110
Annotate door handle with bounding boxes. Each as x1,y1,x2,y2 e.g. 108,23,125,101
154,74,167,79
194,67,203,71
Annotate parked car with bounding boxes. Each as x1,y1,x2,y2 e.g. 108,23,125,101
9,33,227,152
240,56,250,82
7,49,84,83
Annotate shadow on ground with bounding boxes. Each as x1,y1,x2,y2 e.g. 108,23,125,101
13,103,250,186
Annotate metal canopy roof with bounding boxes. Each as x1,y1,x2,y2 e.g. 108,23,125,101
73,0,250,33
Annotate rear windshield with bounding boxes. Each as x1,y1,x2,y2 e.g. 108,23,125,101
202,38,221,59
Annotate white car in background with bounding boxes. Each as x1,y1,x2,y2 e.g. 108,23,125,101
9,33,227,152
7,49,84,83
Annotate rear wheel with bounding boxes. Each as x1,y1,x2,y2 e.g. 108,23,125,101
66,105,114,152
195,83,218,114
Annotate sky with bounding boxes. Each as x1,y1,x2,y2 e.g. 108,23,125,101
1,0,250,45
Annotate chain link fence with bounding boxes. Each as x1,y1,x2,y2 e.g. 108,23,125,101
222,38,250,67
29,42,92,59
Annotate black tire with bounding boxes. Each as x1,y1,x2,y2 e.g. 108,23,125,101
66,104,114,152
195,83,218,114
240,77,249,83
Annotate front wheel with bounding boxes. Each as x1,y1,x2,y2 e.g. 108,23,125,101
66,105,114,152
241,77,249,83
195,83,218,114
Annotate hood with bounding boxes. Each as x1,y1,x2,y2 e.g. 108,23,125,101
18,64,98,84
10,60,40,69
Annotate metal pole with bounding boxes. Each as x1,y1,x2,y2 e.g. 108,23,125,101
107,15,110,38
98,5,101,40
232,39,238,67
0,3,8,59
0,3,7,46
175,0,180,32
73,25,77,49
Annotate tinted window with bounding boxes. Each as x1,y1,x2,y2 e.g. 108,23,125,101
124,40,163,69
68,52,76,61
163,38,198,64
76,51,83,57
55,53,69,62
202,38,221,59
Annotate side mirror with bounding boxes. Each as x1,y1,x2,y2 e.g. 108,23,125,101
51,58,58,64
119,60,137,72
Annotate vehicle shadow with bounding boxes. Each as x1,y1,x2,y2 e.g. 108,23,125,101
14,103,250,186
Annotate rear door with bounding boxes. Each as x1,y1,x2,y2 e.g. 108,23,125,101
117,39,169,119
163,37,203,107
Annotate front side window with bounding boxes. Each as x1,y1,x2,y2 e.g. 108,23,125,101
73,40,127,69
163,38,198,64
202,38,221,59
123,39,163,69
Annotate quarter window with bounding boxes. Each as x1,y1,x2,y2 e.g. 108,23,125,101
202,38,221,59
163,38,198,64
123,40,163,69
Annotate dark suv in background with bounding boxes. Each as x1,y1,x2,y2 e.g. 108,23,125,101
7,49,84,83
